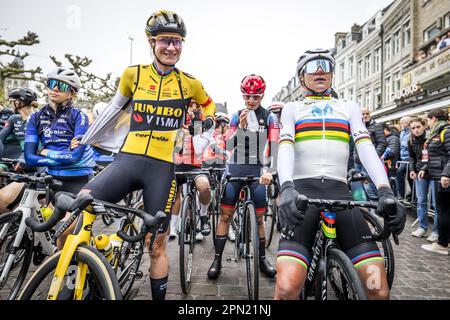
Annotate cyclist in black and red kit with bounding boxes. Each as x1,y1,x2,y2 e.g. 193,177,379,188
207,74,279,280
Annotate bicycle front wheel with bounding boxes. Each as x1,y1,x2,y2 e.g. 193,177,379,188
116,206,144,299
18,245,122,300
244,202,259,300
0,211,33,300
327,248,368,300
179,193,195,294
363,209,395,289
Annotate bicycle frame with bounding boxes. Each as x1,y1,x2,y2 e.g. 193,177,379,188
0,187,56,284
303,209,337,300
46,208,96,300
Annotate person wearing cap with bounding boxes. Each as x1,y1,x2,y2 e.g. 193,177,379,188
24,68,96,195
275,49,406,300
79,10,216,300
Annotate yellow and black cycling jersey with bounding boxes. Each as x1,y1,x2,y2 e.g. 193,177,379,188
119,63,216,163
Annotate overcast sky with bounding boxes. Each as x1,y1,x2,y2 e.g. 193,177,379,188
0,0,394,114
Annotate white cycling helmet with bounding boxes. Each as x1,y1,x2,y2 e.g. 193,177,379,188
92,102,108,119
215,112,230,125
296,49,336,76
47,67,82,92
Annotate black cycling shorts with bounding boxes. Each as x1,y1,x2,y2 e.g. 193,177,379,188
277,178,382,270
83,153,176,233
221,164,266,212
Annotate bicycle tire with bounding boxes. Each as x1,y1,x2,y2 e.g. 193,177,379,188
265,197,277,248
362,209,395,289
0,211,33,300
326,248,368,300
18,245,122,300
244,202,259,300
209,189,217,240
179,193,195,294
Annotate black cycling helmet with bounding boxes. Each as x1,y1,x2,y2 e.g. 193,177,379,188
215,112,230,125
145,10,187,38
8,87,37,106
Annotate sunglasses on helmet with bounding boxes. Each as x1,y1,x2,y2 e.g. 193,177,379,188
47,79,74,93
302,59,334,74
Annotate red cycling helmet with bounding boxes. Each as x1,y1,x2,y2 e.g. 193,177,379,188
240,74,266,94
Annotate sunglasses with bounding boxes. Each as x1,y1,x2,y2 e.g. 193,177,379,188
303,59,333,74
155,36,183,49
243,94,263,101
47,79,74,93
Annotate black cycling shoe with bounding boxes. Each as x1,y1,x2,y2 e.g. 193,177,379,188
207,258,221,279
259,258,276,278
201,217,211,236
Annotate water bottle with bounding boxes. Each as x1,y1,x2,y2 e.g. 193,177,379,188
94,234,113,262
109,233,123,267
40,206,53,221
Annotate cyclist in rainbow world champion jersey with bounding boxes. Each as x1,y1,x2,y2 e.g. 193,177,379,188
80,10,216,300
275,49,406,300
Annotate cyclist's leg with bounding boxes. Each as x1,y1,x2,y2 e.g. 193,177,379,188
195,174,211,235
0,182,25,213
274,206,319,299
141,158,177,301
252,181,276,277
337,207,389,300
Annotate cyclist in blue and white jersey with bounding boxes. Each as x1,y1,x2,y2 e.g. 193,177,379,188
24,67,96,194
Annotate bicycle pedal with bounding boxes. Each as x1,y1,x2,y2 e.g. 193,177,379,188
226,257,237,263
135,271,143,280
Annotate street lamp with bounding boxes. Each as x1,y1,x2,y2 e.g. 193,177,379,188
128,35,134,65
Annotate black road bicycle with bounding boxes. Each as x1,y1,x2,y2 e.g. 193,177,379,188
224,174,261,300
203,167,225,240
282,196,398,300
176,171,210,295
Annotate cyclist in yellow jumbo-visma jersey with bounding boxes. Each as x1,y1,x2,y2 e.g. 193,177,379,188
119,62,215,162
79,10,216,300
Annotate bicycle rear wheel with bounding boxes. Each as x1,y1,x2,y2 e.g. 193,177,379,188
363,209,395,289
244,202,259,300
326,248,368,300
18,245,122,300
0,211,33,300
179,193,195,294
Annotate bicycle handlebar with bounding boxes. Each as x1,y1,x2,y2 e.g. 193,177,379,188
94,200,166,243
282,196,399,245
116,211,166,243
25,192,93,232
0,172,63,189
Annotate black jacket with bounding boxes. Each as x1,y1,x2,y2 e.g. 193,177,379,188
354,118,387,165
408,132,427,174
385,131,400,164
422,124,450,180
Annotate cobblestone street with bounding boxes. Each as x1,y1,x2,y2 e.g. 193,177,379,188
1,210,449,300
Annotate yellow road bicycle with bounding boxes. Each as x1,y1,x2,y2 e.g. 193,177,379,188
17,192,165,300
